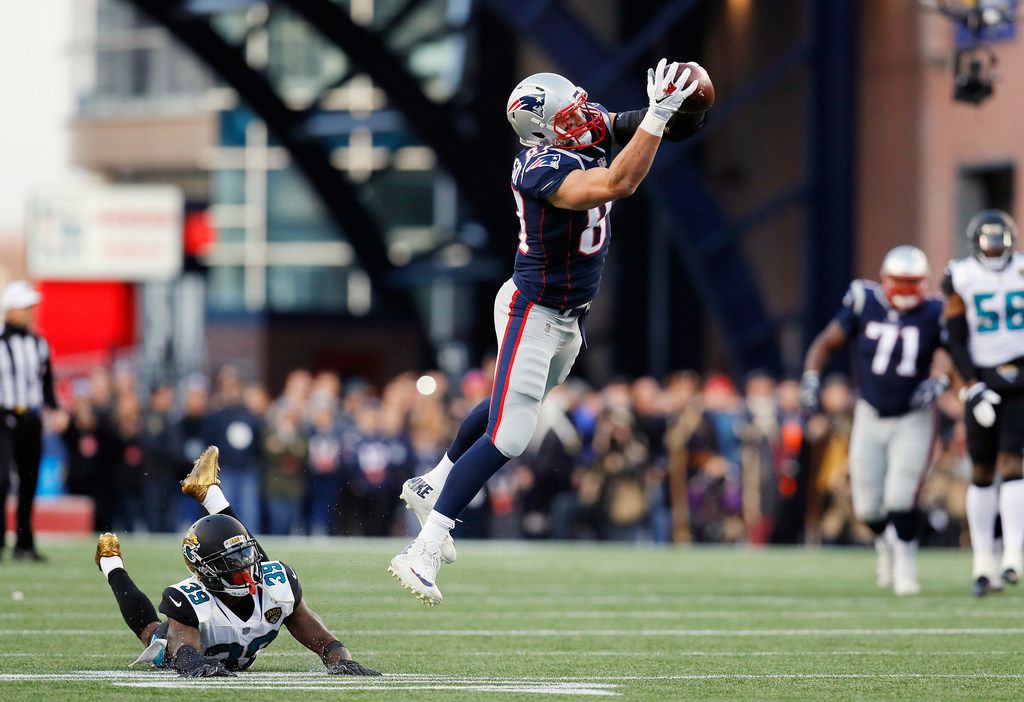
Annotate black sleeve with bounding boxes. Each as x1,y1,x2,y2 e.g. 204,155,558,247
40,339,57,410
612,109,707,146
663,111,707,142
280,562,303,605
945,313,977,383
159,586,200,628
612,109,646,146
940,266,956,296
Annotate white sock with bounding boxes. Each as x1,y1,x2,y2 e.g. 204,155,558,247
893,538,918,563
967,484,998,578
893,538,919,586
100,556,125,578
422,454,454,489
418,510,455,544
999,480,1024,571
202,485,230,515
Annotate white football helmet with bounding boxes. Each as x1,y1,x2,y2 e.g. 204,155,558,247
506,72,606,149
880,245,930,311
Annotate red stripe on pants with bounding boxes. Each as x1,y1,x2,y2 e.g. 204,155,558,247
490,299,534,442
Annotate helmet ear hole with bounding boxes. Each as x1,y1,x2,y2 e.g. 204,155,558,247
532,132,545,138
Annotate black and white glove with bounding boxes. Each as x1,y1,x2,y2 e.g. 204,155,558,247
173,645,237,678
327,659,382,676
909,374,950,410
640,58,699,136
961,382,1001,428
799,371,821,414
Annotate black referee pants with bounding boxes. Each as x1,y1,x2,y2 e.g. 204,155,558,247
0,413,43,552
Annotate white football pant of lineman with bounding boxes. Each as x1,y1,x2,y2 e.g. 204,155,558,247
848,399,933,595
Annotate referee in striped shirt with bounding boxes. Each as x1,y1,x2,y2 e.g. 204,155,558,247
0,281,57,561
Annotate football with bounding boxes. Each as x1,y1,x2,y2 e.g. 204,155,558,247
674,61,715,113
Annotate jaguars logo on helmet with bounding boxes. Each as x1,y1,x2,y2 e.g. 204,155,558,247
181,514,262,597
182,530,200,564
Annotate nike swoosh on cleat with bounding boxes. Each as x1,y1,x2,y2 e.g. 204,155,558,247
409,568,435,588
169,597,182,607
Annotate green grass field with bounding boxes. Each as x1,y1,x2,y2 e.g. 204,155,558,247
1,537,1023,700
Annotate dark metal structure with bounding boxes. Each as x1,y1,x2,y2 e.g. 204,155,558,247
124,0,858,377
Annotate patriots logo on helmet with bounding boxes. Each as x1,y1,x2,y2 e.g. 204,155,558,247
508,93,545,118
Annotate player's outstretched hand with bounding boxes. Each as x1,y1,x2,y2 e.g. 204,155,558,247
799,370,821,414
645,58,700,127
909,374,951,410
173,644,237,677
327,659,383,676
962,382,1001,428
179,662,237,678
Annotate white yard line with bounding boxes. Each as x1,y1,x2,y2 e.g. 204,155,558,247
0,649,1013,659
5,671,1024,685
7,626,1024,637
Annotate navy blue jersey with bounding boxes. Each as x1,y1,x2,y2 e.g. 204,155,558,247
833,280,944,417
510,104,613,310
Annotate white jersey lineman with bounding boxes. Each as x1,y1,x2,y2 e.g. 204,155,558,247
942,209,1024,596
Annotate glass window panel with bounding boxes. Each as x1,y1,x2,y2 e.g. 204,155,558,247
267,266,347,312
361,170,434,228
267,167,330,233
213,170,246,205
219,110,251,148
207,265,246,311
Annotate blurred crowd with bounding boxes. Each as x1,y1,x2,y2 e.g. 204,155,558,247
49,362,973,546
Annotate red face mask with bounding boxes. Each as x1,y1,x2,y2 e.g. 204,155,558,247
552,90,607,149
882,275,926,311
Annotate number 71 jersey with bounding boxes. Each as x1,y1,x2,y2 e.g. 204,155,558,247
833,280,944,417
944,253,1024,369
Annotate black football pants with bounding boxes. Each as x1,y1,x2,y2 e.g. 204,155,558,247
0,413,43,551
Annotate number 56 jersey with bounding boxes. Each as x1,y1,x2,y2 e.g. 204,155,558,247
158,560,300,671
833,280,945,417
944,253,1024,369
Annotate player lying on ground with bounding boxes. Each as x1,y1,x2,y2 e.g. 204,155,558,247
800,245,950,596
942,210,1024,597
388,59,709,605
96,446,380,676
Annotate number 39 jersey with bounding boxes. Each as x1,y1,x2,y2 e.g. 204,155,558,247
510,104,614,311
944,253,1024,369
833,280,944,417
159,560,300,671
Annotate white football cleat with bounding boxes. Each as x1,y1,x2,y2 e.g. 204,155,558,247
892,539,920,596
401,477,457,564
388,539,443,606
874,533,894,589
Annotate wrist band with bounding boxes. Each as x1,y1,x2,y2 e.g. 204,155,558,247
639,111,668,136
324,640,345,656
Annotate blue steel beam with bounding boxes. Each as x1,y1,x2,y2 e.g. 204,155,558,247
482,0,783,372
125,0,420,324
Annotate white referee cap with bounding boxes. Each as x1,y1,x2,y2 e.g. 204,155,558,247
2,280,42,311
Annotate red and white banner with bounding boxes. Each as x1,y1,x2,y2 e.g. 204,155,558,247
26,184,183,281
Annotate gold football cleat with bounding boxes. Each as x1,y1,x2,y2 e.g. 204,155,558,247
181,445,221,502
95,532,123,570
